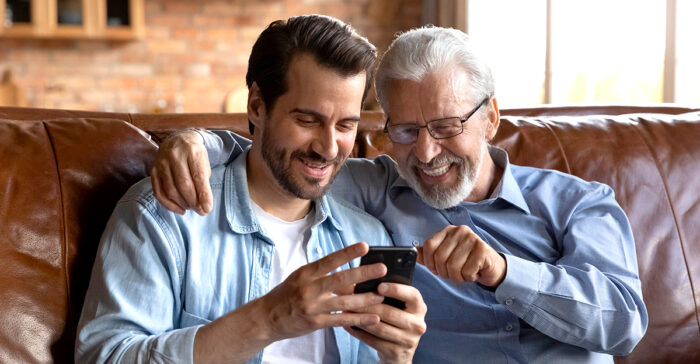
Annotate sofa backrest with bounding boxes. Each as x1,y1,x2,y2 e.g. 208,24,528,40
0,105,698,363
0,116,157,363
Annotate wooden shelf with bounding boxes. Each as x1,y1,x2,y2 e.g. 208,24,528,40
0,0,144,39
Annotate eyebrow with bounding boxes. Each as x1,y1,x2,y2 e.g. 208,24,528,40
290,108,361,123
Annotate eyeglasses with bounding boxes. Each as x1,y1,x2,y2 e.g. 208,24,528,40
383,97,489,144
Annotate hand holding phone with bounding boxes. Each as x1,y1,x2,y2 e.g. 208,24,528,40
353,246,417,310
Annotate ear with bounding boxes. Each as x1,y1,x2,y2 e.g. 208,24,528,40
484,97,500,140
247,82,267,133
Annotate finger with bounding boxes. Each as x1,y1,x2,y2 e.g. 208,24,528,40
462,242,493,283
322,291,385,313
187,149,213,215
169,152,200,213
377,283,426,315
349,319,412,347
318,312,380,329
432,227,463,278
333,283,355,296
151,166,185,214
160,163,190,212
308,242,370,277
422,225,452,273
349,304,425,358
416,246,424,265
344,325,402,352
319,262,386,294
344,325,419,362
461,243,490,283
444,235,475,284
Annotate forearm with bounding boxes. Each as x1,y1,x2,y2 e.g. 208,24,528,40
194,297,276,364
495,254,647,354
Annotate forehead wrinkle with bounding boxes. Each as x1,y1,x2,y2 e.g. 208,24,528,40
416,69,471,123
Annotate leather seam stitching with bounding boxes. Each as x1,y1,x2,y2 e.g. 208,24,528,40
42,122,74,329
539,119,572,174
632,117,700,335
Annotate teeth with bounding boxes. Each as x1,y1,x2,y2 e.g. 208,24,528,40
421,164,450,176
301,159,328,169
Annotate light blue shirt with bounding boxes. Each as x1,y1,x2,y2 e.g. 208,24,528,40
76,150,390,363
201,130,648,363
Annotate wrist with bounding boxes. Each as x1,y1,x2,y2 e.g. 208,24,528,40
195,297,278,363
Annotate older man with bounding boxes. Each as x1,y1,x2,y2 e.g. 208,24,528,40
152,26,647,363
77,15,426,364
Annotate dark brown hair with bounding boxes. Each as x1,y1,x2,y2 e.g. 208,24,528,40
246,15,377,133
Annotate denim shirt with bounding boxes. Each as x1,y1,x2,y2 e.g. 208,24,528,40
76,150,390,364
200,130,648,364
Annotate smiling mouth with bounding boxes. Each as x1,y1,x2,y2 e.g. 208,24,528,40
420,163,451,177
298,157,333,178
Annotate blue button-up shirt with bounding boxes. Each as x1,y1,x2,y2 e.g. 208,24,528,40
201,130,648,363
76,150,390,363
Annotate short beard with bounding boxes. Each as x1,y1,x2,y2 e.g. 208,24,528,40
261,126,343,200
398,143,486,209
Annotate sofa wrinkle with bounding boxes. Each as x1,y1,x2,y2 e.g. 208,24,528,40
538,119,571,174
632,117,700,336
40,121,74,331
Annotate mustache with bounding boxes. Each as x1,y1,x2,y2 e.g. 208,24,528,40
290,149,344,165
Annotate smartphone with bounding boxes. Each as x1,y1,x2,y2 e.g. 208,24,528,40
353,246,417,310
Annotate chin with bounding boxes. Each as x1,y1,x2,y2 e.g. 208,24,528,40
285,171,336,200
415,180,474,209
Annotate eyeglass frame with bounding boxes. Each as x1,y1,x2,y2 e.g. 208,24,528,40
383,97,490,144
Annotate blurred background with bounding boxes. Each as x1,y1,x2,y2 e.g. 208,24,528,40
0,0,698,113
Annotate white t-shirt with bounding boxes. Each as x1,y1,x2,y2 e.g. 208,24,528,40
252,202,332,364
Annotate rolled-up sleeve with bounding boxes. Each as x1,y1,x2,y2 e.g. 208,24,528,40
76,195,199,363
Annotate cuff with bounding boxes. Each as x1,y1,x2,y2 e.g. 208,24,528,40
194,129,221,165
150,325,202,364
494,254,541,316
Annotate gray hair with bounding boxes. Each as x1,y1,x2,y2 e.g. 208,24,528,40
374,26,495,114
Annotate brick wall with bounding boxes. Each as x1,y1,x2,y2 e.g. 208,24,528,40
0,0,422,113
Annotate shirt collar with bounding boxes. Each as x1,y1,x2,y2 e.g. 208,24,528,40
487,146,530,214
223,148,342,234
387,145,530,214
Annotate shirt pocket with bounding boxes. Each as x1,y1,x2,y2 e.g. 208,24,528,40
180,309,212,328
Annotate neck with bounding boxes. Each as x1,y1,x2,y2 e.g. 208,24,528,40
246,148,312,222
466,147,503,202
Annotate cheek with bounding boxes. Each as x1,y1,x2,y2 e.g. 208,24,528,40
337,133,357,156
445,134,480,159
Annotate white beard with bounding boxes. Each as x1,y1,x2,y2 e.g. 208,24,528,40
398,142,487,209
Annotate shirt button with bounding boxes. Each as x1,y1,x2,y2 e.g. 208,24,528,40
505,298,513,306
505,323,513,332
412,240,420,247
316,246,322,255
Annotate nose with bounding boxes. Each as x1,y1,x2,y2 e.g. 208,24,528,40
311,125,339,161
413,127,441,163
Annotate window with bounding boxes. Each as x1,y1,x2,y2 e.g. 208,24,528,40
676,0,700,105
458,0,699,107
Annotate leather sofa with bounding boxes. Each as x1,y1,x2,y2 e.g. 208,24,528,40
1,105,699,363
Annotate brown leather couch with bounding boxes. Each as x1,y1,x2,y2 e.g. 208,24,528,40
1,105,699,363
